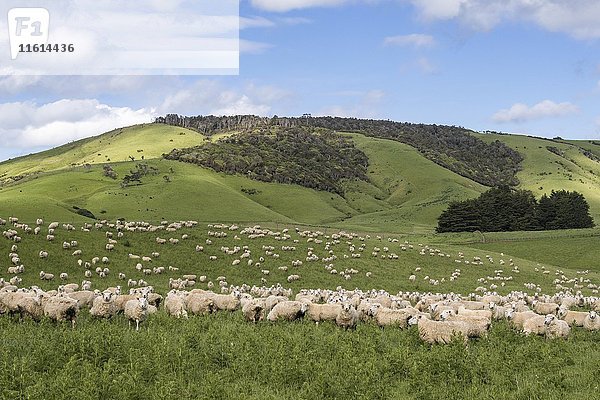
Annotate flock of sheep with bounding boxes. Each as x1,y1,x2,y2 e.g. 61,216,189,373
1,216,599,343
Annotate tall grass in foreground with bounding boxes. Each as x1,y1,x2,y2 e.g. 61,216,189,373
0,312,598,400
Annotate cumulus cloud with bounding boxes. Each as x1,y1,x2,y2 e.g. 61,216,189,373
409,0,600,39
492,100,579,123
0,99,154,149
383,34,435,48
159,80,291,116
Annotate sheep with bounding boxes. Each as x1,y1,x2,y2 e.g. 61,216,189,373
306,303,342,323
558,307,588,327
439,310,490,338
409,314,469,344
505,309,539,331
264,295,289,314
124,297,149,331
165,291,188,319
44,295,79,328
522,314,547,336
185,293,216,315
242,298,266,323
59,273,69,281
335,303,359,330
68,290,96,309
583,311,599,331
17,291,45,321
544,314,570,339
369,304,418,328
39,250,49,259
532,301,560,315
39,271,55,281
90,292,118,318
267,301,308,322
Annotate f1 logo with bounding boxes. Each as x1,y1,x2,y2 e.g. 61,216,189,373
7,8,50,60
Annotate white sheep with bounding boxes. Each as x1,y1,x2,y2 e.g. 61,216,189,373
522,314,547,336
124,297,149,331
306,303,341,323
558,307,588,327
44,295,79,328
267,301,307,322
409,314,469,344
583,311,599,331
90,292,118,318
242,298,266,323
335,303,359,330
165,290,188,319
544,314,570,339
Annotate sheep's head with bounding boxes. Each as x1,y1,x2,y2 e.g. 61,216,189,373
557,307,568,318
138,297,149,310
102,292,112,302
488,302,496,310
439,309,454,320
342,303,353,313
544,314,556,326
505,309,514,320
367,303,381,317
589,311,597,320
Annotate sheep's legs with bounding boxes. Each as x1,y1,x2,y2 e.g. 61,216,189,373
136,320,140,331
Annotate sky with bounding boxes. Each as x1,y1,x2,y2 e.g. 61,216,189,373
1,0,600,162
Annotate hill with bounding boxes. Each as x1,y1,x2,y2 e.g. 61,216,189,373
0,118,599,234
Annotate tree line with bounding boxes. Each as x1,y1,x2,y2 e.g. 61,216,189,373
437,187,594,233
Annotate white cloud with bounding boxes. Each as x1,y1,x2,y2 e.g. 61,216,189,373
250,0,348,12
0,99,154,149
318,89,386,118
383,34,435,48
159,81,291,117
492,100,579,123
409,0,600,39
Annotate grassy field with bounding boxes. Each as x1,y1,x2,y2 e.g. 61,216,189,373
0,219,599,400
1,313,598,400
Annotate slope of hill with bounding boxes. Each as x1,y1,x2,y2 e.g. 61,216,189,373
475,133,600,222
0,120,598,234
0,124,204,184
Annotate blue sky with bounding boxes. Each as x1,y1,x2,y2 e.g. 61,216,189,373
1,0,600,161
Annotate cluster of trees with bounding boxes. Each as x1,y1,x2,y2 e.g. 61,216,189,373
164,127,369,195
156,115,523,187
437,187,594,233
121,163,159,187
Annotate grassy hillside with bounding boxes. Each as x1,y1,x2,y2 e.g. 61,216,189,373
0,123,598,234
0,124,204,183
0,124,492,233
475,133,600,223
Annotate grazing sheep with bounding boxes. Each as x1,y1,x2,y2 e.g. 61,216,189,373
39,271,55,281
558,307,588,327
17,291,45,321
336,303,359,330
165,290,188,319
68,290,96,309
505,309,539,331
185,293,216,315
39,250,49,259
532,301,560,315
267,301,308,322
522,314,547,336
369,304,418,328
439,310,490,338
242,298,266,323
264,295,289,314
44,295,79,328
59,273,68,281
583,311,599,331
409,314,469,345
90,292,118,318
124,297,149,331
544,314,570,339
306,303,342,323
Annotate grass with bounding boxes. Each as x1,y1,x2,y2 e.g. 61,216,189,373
475,133,600,223
1,220,599,400
1,313,598,400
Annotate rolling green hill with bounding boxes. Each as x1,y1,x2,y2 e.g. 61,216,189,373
0,122,599,235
